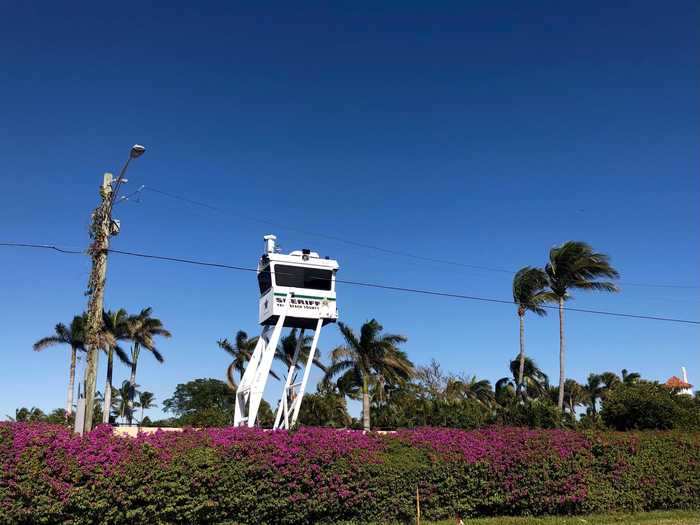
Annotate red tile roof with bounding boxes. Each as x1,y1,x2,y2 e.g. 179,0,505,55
665,376,693,389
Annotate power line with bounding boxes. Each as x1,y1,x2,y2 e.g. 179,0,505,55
140,186,700,290
142,187,520,273
0,242,83,254
3,241,699,325
106,249,700,325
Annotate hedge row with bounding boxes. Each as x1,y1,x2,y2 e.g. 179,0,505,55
1,423,699,524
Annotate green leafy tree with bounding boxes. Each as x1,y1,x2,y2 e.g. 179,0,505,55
33,314,86,417
325,319,413,431
512,267,550,398
101,309,132,424
601,381,700,430
544,241,619,409
125,307,171,424
162,377,273,427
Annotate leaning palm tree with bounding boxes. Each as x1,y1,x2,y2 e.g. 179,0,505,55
33,314,87,417
101,309,131,424
125,308,171,424
512,267,550,398
325,319,413,431
217,330,259,390
138,391,156,424
544,241,619,409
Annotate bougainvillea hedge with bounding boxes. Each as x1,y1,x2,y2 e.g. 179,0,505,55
1,424,699,524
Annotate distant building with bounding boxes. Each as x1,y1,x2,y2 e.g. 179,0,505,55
665,367,694,396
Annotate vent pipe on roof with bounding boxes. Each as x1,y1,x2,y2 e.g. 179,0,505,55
264,234,277,254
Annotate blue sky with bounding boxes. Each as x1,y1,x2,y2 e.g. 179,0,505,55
1,1,698,421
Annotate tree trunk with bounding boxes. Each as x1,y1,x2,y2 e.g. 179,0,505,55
362,375,370,432
517,314,526,401
66,346,77,418
557,297,565,410
140,405,145,424
127,344,139,425
103,348,114,424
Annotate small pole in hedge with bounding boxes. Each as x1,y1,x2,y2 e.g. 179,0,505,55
416,486,421,525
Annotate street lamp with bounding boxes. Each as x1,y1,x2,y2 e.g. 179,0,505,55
110,144,146,208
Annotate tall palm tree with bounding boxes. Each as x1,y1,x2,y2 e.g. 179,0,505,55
101,309,131,424
217,330,259,390
125,308,171,424
138,391,156,424
544,241,619,409
33,314,86,417
325,319,413,431
512,267,550,398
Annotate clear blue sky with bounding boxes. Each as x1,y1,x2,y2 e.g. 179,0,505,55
1,1,698,420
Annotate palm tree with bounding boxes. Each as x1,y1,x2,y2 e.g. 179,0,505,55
508,356,549,399
276,329,326,374
101,309,131,424
512,267,550,398
138,391,156,424
584,373,604,415
444,376,494,406
544,241,619,409
325,319,413,431
33,314,86,417
621,369,641,385
113,380,138,424
217,330,264,390
563,379,585,416
497,356,549,405
125,308,171,424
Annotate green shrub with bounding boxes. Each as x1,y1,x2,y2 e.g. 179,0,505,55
601,382,700,431
1,423,699,524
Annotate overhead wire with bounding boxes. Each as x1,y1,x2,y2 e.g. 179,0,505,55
140,186,700,290
4,242,695,325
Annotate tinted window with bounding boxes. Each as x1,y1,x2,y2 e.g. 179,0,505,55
258,266,272,294
275,264,332,291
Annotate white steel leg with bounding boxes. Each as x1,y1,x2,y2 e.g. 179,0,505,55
290,318,323,427
234,328,268,426
273,328,304,430
246,296,290,427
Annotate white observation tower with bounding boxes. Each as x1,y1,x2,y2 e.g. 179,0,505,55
234,234,339,429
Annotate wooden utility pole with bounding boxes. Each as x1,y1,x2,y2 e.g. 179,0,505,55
81,172,114,434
